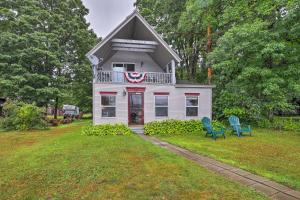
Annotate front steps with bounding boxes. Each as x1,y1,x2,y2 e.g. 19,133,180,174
130,126,144,134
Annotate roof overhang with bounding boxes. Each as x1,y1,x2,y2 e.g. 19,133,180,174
86,10,181,67
111,38,158,53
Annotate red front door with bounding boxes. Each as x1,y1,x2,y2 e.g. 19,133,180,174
128,92,144,125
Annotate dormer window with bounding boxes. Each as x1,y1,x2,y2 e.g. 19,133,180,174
112,63,135,72
126,64,135,72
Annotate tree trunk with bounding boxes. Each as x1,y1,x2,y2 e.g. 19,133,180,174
207,25,213,84
54,96,59,119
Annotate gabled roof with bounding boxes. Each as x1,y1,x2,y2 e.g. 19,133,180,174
86,10,181,66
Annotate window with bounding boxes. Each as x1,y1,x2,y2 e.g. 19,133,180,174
112,63,135,72
126,64,135,72
186,96,198,116
155,96,168,117
101,95,116,117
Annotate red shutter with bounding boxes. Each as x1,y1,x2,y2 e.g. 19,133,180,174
185,93,200,96
99,92,117,95
153,92,170,95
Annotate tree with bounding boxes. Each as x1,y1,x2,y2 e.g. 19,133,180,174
0,0,97,117
135,0,204,81
208,0,300,119
136,0,300,119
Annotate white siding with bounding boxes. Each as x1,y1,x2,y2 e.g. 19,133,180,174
101,51,164,72
93,83,213,125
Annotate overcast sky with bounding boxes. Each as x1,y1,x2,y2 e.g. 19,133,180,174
82,0,136,38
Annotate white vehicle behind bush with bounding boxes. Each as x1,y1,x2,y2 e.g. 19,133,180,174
63,105,79,118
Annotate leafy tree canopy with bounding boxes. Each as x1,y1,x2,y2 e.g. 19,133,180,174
136,0,300,119
0,0,97,113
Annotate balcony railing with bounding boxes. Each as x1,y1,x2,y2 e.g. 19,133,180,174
95,71,174,85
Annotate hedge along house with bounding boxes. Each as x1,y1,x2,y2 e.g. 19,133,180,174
86,10,214,126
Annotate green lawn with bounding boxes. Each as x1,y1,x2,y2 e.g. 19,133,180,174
157,129,300,191
0,121,267,200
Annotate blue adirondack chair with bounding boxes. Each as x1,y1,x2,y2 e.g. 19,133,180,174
228,115,252,137
201,117,225,140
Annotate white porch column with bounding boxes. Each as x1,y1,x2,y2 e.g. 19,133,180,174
166,63,169,73
171,59,176,85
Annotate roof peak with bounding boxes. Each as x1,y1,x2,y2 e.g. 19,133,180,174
86,7,181,63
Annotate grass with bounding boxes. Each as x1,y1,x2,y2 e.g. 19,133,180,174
46,115,64,120
0,121,267,200
0,120,88,158
157,129,300,191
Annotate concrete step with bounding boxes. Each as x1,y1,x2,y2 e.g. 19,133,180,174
130,127,144,134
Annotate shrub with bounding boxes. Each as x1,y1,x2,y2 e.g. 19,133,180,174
257,117,300,132
81,113,92,119
50,119,60,126
82,124,133,136
0,101,47,131
61,118,73,124
144,119,204,136
223,107,248,119
212,120,226,128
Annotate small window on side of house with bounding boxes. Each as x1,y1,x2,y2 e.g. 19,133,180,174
186,96,198,117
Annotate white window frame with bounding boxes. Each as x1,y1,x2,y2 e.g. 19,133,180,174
154,95,169,117
185,96,199,117
111,62,136,72
101,95,116,118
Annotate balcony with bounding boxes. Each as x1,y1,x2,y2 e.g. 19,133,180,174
95,71,174,85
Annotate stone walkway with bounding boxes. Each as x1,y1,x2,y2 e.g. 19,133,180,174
140,135,300,200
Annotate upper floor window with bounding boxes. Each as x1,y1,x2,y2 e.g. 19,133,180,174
185,94,199,117
101,93,116,117
113,63,135,72
155,95,168,117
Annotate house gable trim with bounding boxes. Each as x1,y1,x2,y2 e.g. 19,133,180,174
134,12,181,62
86,10,181,63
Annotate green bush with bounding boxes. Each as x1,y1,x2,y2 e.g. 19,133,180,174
212,120,226,128
81,113,92,119
0,101,47,131
257,117,300,132
223,107,248,120
144,119,204,136
82,124,133,136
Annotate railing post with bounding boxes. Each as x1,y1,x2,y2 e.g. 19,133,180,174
96,71,175,85
171,59,176,85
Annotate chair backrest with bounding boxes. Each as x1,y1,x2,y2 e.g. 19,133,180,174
201,117,213,133
229,115,241,130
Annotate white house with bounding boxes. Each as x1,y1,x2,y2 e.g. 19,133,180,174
86,10,214,126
